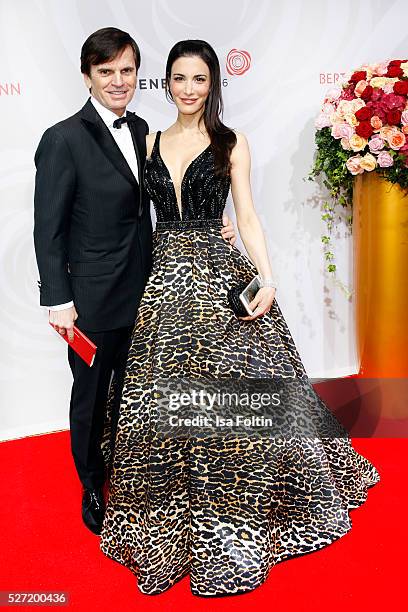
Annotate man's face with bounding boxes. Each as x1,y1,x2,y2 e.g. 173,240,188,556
84,45,137,116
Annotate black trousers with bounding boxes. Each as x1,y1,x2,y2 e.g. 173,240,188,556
68,325,133,490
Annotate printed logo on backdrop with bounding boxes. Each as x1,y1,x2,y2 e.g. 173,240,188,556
137,77,231,90
320,73,346,85
137,49,252,90
226,49,251,76
0,82,21,96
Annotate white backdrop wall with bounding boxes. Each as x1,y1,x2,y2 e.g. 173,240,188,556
1,0,407,441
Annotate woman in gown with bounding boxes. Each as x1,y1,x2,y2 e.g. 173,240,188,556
100,40,380,597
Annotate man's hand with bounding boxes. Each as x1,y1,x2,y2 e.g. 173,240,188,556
221,213,237,245
49,306,78,342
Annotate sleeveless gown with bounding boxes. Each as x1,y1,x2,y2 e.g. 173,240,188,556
100,131,380,597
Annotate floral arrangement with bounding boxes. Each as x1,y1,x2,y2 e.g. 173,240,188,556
310,59,408,280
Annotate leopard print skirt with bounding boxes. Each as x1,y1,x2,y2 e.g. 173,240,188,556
100,221,380,597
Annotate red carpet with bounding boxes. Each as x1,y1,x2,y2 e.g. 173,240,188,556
0,432,406,611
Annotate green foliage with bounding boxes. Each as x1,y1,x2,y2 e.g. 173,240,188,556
310,128,354,207
309,128,354,286
377,154,408,190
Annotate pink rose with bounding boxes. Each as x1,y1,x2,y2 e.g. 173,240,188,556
354,80,368,96
315,113,332,129
388,130,406,150
376,62,389,76
401,110,408,125
380,125,398,140
331,122,354,139
370,115,383,130
322,102,335,114
325,86,342,101
383,82,395,94
370,62,388,76
377,151,394,167
346,155,364,175
382,93,406,110
368,136,385,153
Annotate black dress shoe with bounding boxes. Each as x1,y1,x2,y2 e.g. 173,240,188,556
82,488,105,535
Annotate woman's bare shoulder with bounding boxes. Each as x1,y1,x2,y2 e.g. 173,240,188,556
230,131,250,164
233,131,248,147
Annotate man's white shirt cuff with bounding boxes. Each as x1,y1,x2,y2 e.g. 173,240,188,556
47,301,74,311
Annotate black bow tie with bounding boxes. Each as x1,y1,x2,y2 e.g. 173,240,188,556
112,114,136,129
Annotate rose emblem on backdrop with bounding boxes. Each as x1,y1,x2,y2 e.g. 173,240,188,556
226,49,251,75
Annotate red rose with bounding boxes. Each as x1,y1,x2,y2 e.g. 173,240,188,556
341,84,356,100
360,85,373,101
371,88,383,102
355,106,373,121
371,107,386,122
388,60,403,67
350,70,367,83
355,121,374,139
386,65,403,78
386,109,402,125
393,81,408,96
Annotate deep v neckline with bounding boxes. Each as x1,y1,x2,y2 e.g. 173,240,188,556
156,131,211,220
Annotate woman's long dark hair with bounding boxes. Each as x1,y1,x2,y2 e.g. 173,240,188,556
165,40,236,176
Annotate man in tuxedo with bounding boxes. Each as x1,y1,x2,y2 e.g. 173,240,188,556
33,27,236,535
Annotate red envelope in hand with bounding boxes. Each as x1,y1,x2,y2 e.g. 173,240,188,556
50,323,97,367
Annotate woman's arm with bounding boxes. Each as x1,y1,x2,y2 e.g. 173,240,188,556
230,132,276,320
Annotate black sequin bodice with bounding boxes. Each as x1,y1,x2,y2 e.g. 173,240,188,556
144,131,231,222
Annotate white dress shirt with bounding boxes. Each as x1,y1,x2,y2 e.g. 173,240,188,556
48,96,140,311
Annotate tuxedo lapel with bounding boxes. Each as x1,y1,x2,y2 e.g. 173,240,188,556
80,99,138,191
127,116,146,216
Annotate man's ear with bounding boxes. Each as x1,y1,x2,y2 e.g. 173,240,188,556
83,73,92,95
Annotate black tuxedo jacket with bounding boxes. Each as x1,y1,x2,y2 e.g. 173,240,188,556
34,99,152,332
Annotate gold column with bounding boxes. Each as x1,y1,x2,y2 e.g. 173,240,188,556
353,172,408,377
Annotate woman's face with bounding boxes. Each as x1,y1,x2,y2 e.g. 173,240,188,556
169,55,211,116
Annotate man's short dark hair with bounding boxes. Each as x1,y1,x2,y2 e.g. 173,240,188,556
80,27,141,75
